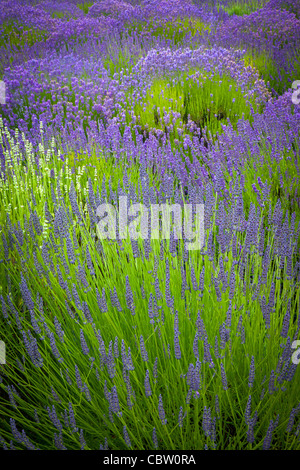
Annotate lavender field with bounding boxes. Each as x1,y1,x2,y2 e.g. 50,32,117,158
0,0,300,451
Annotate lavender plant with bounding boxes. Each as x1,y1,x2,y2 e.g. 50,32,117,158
0,0,299,452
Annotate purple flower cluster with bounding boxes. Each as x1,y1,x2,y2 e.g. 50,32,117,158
213,5,300,53
87,0,134,19
36,0,86,19
265,0,300,19
1,0,300,452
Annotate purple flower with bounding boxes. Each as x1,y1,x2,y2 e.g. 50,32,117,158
152,427,158,449
79,429,86,450
125,276,135,314
96,287,108,313
66,237,75,265
110,286,123,312
47,404,62,431
228,265,235,300
154,276,163,300
34,409,40,424
174,324,181,360
64,368,72,386
50,387,61,403
248,356,255,388
68,403,78,433
53,317,64,343
6,385,18,409
220,363,228,391
268,370,277,394
203,335,214,368
80,329,89,356
219,323,229,349
198,266,205,293
123,425,131,448
193,332,199,358
286,407,297,433
144,369,152,397
158,394,167,425
202,406,212,437
247,411,258,444
82,301,93,323
148,293,155,325
54,430,67,450
72,284,82,311
111,385,121,415
140,335,149,362
86,245,95,276
262,416,279,450
75,364,83,391
77,261,89,289
245,395,252,426
20,273,34,311
165,259,174,309
125,346,134,371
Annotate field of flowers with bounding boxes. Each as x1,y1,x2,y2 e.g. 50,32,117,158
0,0,299,451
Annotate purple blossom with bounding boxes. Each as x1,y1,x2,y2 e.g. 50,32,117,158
79,429,86,450
202,406,212,437
47,404,63,431
247,411,258,444
110,286,123,312
68,403,78,433
53,316,64,343
268,370,278,394
152,427,158,449
107,341,116,379
125,275,135,314
220,363,228,391
111,385,121,415
20,273,34,311
75,364,83,391
248,356,255,389
203,335,214,368
54,430,67,450
80,329,90,356
144,369,152,397
123,425,131,448
82,301,93,323
139,335,149,362
158,394,167,425
262,415,279,450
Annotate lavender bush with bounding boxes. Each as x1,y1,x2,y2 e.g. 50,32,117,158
0,0,299,451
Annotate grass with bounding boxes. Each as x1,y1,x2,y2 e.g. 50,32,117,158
77,1,94,15
0,0,299,451
0,116,299,449
217,0,268,16
127,68,265,147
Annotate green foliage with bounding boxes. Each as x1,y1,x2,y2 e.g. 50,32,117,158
218,0,268,16
76,1,94,15
0,1,299,451
130,68,264,147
